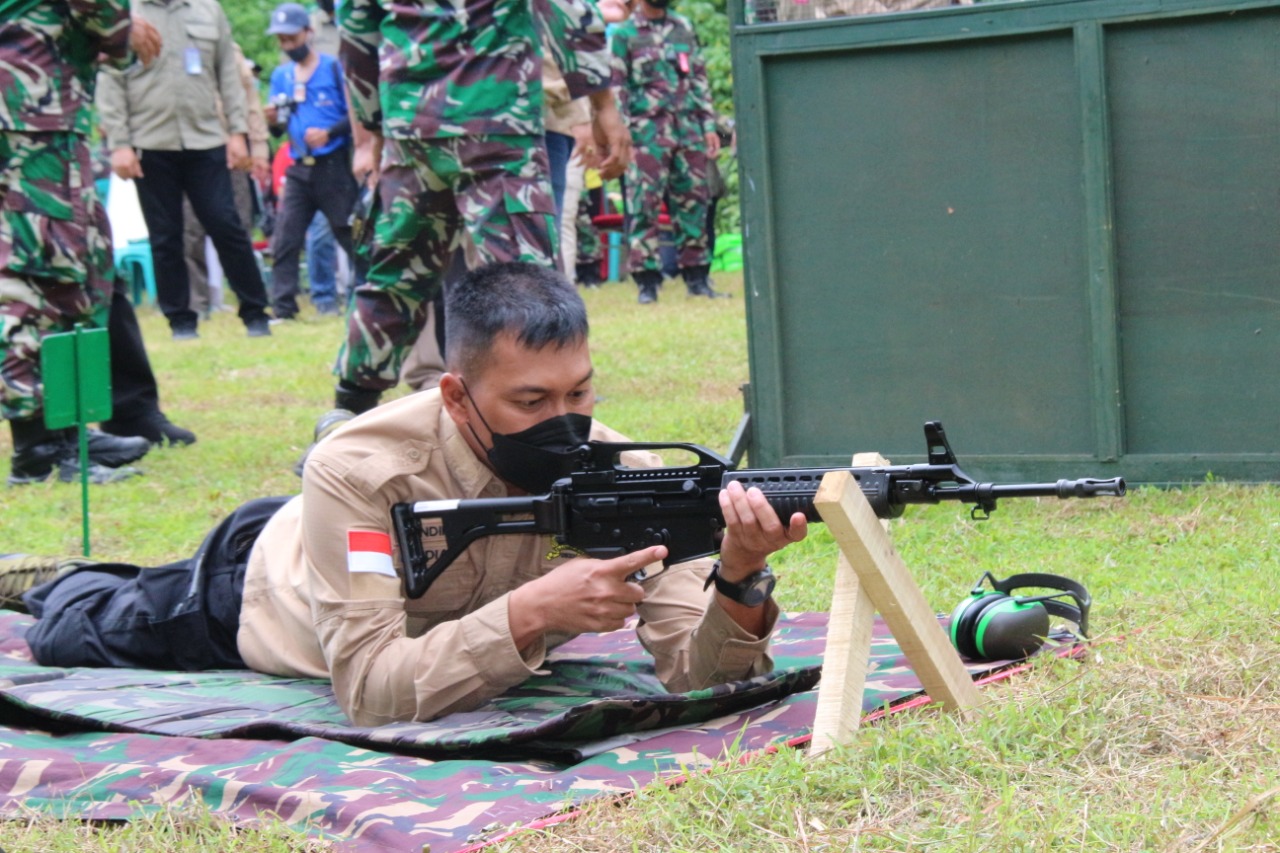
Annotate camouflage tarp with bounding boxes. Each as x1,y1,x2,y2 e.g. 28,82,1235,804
0,609,1074,851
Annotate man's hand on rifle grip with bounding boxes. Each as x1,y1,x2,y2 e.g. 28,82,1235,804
716,480,808,583
507,545,664,652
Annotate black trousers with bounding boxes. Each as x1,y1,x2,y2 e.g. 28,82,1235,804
133,147,270,332
102,276,160,427
23,496,291,671
270,147,357,318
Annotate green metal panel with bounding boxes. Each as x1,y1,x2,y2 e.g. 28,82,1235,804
733,0,1280,482
41,326,112,430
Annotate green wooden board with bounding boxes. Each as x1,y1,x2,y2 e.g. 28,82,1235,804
731,0,1280,483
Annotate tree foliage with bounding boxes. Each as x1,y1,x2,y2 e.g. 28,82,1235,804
220,0,280,83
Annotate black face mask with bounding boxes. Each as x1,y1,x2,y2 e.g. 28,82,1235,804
463,383,593,494
285,43,310,63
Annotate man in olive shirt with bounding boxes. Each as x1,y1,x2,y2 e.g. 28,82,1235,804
97,0,272,339
23,262,807,726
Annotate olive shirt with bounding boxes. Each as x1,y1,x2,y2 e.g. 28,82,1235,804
95,0,248,152
237,389,779,726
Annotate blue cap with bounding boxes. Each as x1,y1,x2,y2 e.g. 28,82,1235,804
266,3,311,35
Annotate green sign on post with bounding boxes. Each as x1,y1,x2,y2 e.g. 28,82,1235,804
41,324,112,556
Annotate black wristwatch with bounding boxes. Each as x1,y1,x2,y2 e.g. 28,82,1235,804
704,561,776,608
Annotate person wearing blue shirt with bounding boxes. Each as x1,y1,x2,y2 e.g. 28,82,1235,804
264,3,357,320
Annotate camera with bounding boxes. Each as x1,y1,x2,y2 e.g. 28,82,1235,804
270,92,299,123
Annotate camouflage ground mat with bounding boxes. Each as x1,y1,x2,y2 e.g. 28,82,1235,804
0,608,1073,851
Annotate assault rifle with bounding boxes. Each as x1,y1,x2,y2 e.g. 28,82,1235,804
391,421,1125,599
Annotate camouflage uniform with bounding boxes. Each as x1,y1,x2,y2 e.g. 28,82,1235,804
573,189,603,283
334,0,616,394
612,7,719,301
0,0,131,422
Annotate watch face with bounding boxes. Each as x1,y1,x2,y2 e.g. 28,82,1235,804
726,568,775,607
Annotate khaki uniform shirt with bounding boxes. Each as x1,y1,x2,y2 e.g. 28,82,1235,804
238,390,779,727
542,53,590,136
95,0,248,151
234,44,270,163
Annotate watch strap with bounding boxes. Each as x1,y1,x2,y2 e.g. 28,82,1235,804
703,560,776,607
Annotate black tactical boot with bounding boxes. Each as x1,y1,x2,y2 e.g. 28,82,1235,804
681,264,728,299
634,269,662,305
334,380,382,416
8,418,139,486
7,418,65,485
575,261,604,288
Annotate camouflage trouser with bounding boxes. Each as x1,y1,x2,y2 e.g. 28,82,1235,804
575,190,602,266
624,123,711,274
335,134,556,390
0,131,113,421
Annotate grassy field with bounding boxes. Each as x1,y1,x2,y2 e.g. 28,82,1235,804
1,272,1277,851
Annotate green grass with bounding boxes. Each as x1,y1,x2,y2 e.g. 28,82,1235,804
2,272,1279,850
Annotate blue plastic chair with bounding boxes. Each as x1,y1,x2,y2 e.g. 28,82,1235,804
114,239,157,305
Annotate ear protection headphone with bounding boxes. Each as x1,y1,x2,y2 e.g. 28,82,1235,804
949,572,1091,662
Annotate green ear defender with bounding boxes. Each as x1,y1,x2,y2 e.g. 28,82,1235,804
949,572,1091,662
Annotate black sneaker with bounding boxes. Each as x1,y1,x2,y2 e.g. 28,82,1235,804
246,318,272,338
172,327,199,341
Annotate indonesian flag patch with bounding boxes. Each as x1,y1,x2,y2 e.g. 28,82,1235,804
347,530,396,578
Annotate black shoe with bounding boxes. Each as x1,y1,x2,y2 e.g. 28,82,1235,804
685,276,729,299
101,412,197,447
83,429,151,467
575,262,605,287
334,381,382,416
246,318,272,337
8,437,67,485
172,326,199,341
8,441,140,486
634,270,662,305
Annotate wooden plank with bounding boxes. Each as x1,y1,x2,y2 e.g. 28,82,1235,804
810,453,889,754
813,470,984,715
809,549,875,754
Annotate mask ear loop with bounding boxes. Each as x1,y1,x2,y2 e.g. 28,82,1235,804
458,378,497,451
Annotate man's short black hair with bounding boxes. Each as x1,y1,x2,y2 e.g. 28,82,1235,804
444,262,589,377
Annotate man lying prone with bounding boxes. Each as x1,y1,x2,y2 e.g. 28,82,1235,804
21,261,806,725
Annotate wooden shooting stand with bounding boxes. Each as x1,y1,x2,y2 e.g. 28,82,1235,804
808,454,984,755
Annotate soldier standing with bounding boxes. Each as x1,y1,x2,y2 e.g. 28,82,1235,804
613,0,723,303
330,0,632,416
0,1,173,484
